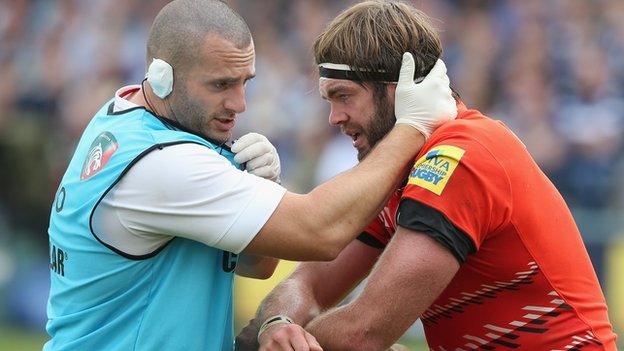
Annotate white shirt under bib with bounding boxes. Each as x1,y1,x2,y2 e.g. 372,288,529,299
91,86,286,256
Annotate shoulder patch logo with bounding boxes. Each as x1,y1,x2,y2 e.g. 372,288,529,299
80,132,118,180
408,145,465,195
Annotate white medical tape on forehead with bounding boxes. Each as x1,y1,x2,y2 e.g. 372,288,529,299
318,63,353,71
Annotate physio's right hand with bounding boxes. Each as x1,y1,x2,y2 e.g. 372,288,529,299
394,53,457,139
259,324,323,351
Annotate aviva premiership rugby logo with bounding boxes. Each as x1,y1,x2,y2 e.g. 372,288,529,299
80,132,118,180
408,145,465,195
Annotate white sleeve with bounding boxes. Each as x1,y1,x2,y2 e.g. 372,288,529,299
92,143,286,256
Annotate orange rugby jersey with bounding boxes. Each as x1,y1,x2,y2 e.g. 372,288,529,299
361,105,617,350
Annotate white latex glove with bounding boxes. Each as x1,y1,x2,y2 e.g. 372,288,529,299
232,133,281,183
395,53,457,139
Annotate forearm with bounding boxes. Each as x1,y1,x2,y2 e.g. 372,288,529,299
305,297,407,351
306,230,460,350
257,278,322,326
303,125,423,250
236,277,322,350
235,254,278,279
306,304,371,351
246,125,424,261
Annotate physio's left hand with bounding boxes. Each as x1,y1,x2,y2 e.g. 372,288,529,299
232,133,281,183
394,53,457,139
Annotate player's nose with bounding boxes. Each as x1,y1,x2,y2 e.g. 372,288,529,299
328,105,348,126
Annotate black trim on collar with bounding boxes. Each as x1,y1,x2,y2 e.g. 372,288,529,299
107,102,146,116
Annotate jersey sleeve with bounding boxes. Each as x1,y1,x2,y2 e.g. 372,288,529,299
358,215,391,249
399,135,511,249
397,199,476,262
93,143,286,255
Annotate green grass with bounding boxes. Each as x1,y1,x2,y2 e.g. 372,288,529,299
0,325,48,351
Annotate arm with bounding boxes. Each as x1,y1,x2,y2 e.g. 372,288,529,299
305,226,460,351
236,240,382,350
245,125,422,261
235,254,279,280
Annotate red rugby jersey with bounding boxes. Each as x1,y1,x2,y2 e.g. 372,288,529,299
363,104,617,350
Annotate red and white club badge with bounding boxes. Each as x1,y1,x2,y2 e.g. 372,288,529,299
80,132,118,180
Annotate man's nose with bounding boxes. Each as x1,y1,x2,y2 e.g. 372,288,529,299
328,105,348,126
224,86,247,113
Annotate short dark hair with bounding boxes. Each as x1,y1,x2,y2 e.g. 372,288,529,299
146,0,252,75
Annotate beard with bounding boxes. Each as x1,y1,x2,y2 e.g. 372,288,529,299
357,92,395,161
168,83,234,143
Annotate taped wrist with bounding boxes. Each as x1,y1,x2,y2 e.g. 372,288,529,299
257,315,294,341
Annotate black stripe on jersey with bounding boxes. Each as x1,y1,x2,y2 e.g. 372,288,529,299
396,198,476,263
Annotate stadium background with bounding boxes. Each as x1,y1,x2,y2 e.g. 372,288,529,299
1,0,623,349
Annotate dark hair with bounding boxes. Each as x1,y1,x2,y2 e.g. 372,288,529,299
313,0,442,82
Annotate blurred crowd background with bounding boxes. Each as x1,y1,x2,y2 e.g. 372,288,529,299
1,0,623,348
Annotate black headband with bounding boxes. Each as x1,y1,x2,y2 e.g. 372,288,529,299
318,63,426,83
318,65,397,82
